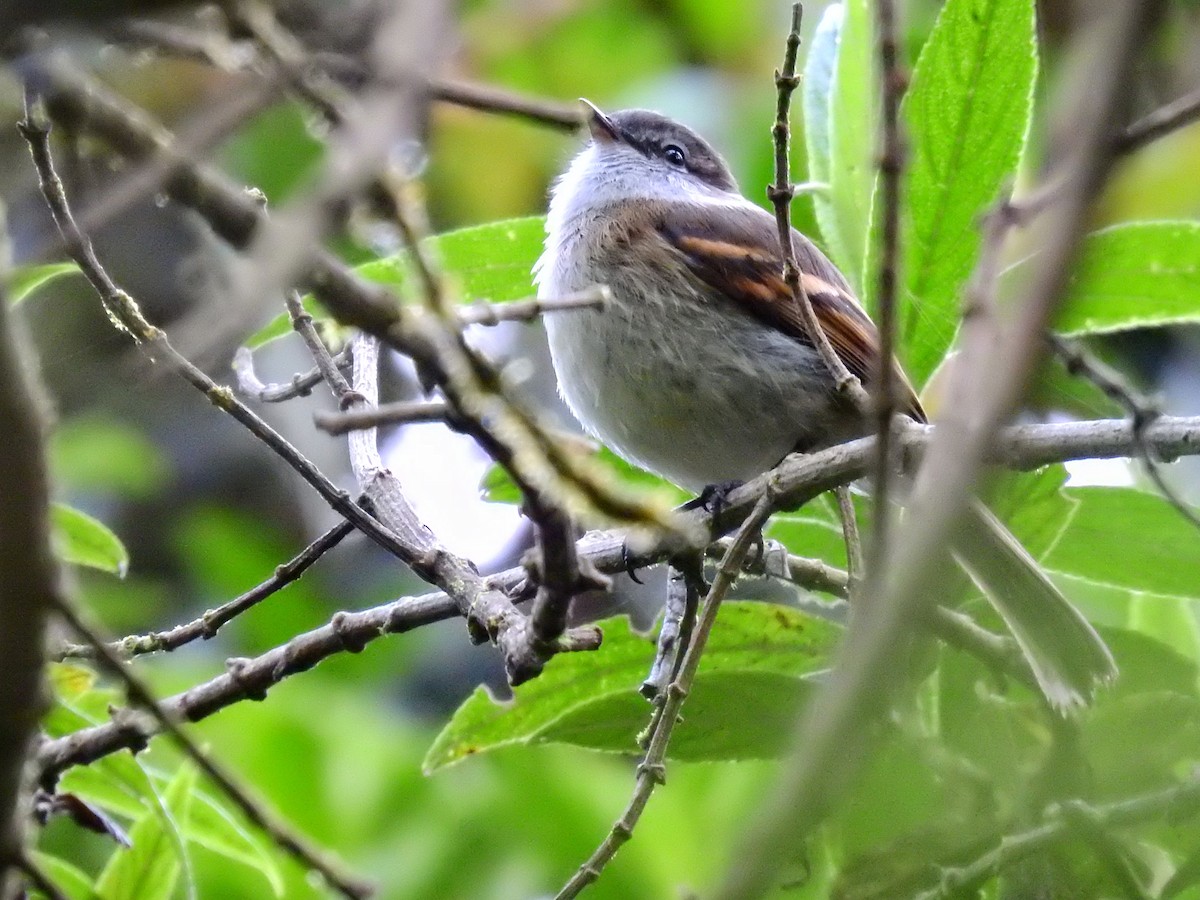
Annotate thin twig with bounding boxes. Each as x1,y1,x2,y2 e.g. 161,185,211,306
556,494,779,899
32,414,1200,782
430,78,583,130
639,560,701,701
456,286,610,327
22,83,601,690
112,18,255,70
50,598,373,899
286,291,354,397
25,77,596,689
870,0,906,569
232,345,352,402
224,0,353,127
912,779,1200,900
1115,84,1200,155
315,399,450,434
375,178,612,672
1049,333,1200,530
834,485,864,588
767,3,870,410
1057,802,1153,900
37,592,464,784
18,92,424,570
53,519,355,660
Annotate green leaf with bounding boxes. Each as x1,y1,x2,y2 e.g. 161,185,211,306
28,852,101,900
987,464,1075,562
1042,487,1200,601
96,761,198,900
1083,690,1200,796
6,262,80,306
1129,594,1200,666
51,418,171,500
424,602,839,770
62,763,285,898
882,0,1038,385
245,218,546,348
805,0,875,290
49,662,98,700
1051,222,1200,336
802,4,838,195
182,787,285,896
357,216,545,304
52,503,129,577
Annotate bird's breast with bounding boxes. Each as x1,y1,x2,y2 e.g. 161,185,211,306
537,217,846,493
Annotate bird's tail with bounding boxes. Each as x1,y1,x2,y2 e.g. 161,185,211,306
953,501,1117,712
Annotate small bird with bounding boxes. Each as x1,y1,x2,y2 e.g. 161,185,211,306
534,101,1116,710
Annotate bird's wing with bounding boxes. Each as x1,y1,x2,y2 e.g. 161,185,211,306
651,199,925,423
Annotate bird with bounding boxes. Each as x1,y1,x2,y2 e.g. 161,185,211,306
533,101,1116,711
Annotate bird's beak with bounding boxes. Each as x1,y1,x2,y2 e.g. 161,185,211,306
580,99,620,144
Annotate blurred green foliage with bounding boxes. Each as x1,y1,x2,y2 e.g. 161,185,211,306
23,0,1200,898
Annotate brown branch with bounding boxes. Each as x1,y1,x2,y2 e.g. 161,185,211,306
456,286,610,327
372,181,612,674
23,81,600,691
767,2,870,410
1114,84,1200,155
53,519,355,661
912,777,1200,900
223,0,352,126
0,217,57,899
36,59,676,536
18,91,424,573
338,329,604,670
639,559,702,701
834,485,864,589
232,345,352,403
430,78,583,130
35,590,466,783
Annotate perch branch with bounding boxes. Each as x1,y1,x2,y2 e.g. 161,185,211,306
555,494,778,899
32,414,1200,781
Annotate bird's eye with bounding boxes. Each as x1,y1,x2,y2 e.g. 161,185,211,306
662,144,687,167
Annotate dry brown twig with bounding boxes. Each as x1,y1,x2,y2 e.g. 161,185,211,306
870,0,905,568
767,4,870,597
53,519,356,661
768,3,869,410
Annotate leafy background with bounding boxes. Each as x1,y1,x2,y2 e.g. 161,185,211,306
8,0,1200,897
